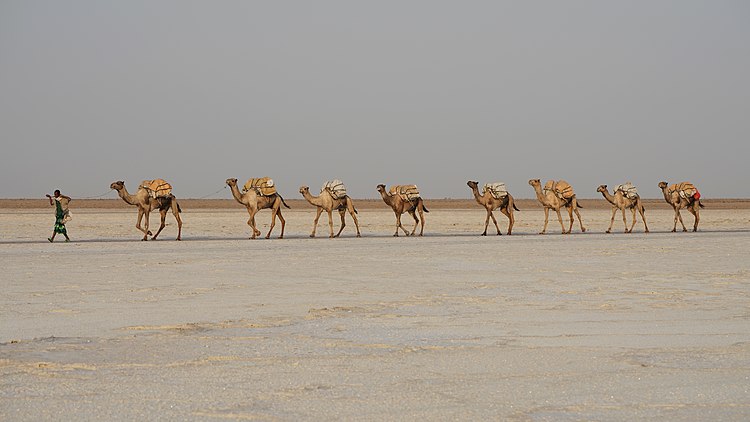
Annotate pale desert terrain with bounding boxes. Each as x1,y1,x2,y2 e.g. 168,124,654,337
1,202,749,420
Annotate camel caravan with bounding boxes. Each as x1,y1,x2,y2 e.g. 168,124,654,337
106,177,705,240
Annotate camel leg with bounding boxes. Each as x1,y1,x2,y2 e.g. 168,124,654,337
565,206,575,234
628,207,637,234
606,207,616,233
266,208,277,239
559,208,569,234
675,208,687,232
335,209,346,238
135,208,150,239
327,209,335,238
500,207,514,235
151,209,168,240
621,208,628,233
348,202,361,238
417,208,425,236
408,210,419,236
247,208,259,239
639,205,649,233
172,201,182,240
394,212,407,236
310,207,323,237
270,208,285,239
489,210,502,235
689,206,699,232
573,204,586,233
481,210,491,236
540,207,551,234
141,210,151,241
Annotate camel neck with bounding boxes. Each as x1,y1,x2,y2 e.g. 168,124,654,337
600,190,617,206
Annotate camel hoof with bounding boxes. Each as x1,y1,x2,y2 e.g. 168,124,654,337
671,229,677,233
356,234,361,238
496,232,502,236
581,228,587,233
393,234,399,237
481,233,487,236
176,238,181,241
645,230,650,233
538,232,545,235
605,230,611,234
309,234,315,238
683,229,688,232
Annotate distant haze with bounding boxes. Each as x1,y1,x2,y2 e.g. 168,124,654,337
1,1,749,199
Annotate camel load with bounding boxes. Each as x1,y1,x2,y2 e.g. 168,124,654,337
669,182,700,200
140,179,173,199
322,179,347,200
544,180,575,200
389,185,421,201
615,182,638,199
243,177,277,196
482,182,508,200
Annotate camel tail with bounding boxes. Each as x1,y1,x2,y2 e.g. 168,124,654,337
177,201,182,213
577,202,584,209
422,204,430,213
513,203,520,211
699,201,705,209
279,195,291,209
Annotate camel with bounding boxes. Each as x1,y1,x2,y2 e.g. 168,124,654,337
528,179,586,234
596,185,649,234
658,181,704,232
226,178,290,239
376,184,429,236
466,181,519,235
299,186,361,238
109,181,182,241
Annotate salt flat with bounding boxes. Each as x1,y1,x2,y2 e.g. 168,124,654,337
1,207,749,420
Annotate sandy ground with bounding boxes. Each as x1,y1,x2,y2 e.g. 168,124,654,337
1,205,749,420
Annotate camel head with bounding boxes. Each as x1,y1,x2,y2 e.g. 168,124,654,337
299,186,310,195
658,181,668,189
110,181,125,191
376,184,386,193
226,178,238,186
528,179,541,187
596,184,608,193
467,181,478,188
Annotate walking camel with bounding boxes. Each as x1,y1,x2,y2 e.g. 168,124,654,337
658,181,704,232
110,180,182,241
226,178,290,239
376,184,429,236
528,179,586,234
466,181,519,235
299,186,361,238
596,184,649,234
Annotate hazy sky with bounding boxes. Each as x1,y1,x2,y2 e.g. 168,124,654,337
1,1,749,199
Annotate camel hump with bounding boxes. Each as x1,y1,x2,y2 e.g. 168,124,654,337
322,179,347,199
615,182,638,199
550,180,574,199
390,185,421,201
140,179,173,198
483,182,508,199
670,182,698,200
244,177,277,196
